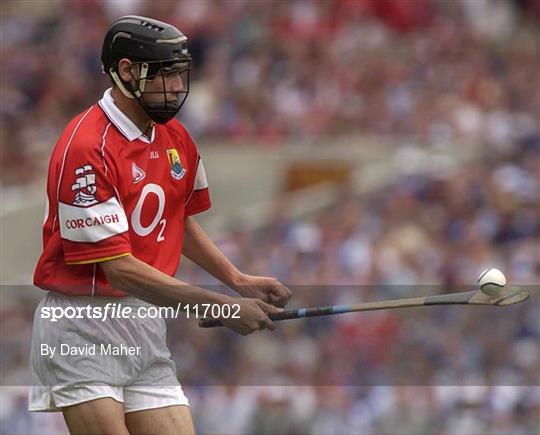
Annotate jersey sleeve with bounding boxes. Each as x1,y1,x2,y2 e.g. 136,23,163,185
183,131,211,217
56,138,131,264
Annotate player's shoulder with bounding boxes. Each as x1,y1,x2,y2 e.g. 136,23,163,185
162,118,193,142
58,105,110,153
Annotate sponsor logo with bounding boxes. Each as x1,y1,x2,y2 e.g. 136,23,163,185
65,213,121,229
132,162,146,183
167,148,186,180
149,151,159,159
72,165,97,206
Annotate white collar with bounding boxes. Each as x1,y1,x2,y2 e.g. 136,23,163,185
98,88,155,143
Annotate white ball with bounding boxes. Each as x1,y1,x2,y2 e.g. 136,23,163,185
477,268,507,296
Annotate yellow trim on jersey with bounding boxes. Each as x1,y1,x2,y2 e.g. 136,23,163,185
66,252,131,265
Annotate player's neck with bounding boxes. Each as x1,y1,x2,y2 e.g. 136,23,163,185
111,87,154,137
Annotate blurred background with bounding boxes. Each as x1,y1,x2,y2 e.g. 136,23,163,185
1,0,539,434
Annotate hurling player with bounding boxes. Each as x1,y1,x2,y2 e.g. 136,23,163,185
30,15,292,435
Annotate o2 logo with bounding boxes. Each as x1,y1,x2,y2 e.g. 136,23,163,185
131,183,166,242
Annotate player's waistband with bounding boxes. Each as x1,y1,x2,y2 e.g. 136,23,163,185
42,290,155,308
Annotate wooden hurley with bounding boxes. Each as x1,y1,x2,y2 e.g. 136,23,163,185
199,286,529,329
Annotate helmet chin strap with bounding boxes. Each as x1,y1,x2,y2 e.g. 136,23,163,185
109,63,148,99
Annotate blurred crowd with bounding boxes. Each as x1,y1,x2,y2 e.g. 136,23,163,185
2,135,538,433
2,0,540,185
175,132,540,434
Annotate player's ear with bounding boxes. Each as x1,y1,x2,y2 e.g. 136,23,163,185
118,58,138,83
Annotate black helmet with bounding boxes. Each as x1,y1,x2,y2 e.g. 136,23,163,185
101,15,191,124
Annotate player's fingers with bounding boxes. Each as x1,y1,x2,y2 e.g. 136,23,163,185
255,299,284,314
260,292,272,304
270,285,292,307
261,316,275,331
240,324,255,335
285,285,293,298
223,320,245,336
268,293,280,306
269,293,287,308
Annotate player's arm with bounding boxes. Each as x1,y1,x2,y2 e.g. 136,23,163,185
99,254,282,335
100,253,229,307
182,216,292,307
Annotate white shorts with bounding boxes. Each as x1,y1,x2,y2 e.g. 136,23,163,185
29,292,189,413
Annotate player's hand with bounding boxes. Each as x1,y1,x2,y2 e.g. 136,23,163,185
233,274,293,308
220,298,283,336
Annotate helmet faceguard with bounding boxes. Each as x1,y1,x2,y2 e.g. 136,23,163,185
112,58,191,124
101,16,192,124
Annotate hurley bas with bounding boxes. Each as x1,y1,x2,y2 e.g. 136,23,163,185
41,343,141,358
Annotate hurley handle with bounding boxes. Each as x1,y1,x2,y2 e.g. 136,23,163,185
199,306,339,328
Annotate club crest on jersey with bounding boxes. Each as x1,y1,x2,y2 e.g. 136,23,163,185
71,165,97,206
132,162,146,183
167,148,186,180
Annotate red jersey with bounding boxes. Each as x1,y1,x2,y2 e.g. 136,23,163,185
34,88,211,297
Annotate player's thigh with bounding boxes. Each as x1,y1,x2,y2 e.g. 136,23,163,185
125,404,195,435
62,397,129,435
